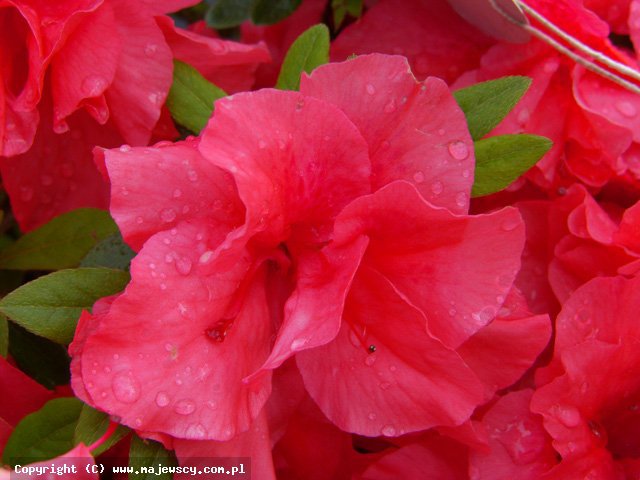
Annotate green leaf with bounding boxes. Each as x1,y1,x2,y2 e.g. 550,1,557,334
332,0,363,29
453,76,531,140
205,0,253,29
129,435,178,480
167,60,227,134
0,313,7,358
0,268,130,345
2,398,83,467
276,24,330,91
80,233,135,270
74,404,129,457
8,323,70,389
252,0,302,25
0,209,118,271
472,134,553,197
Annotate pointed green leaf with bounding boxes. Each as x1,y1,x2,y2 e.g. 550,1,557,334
472,134,553,197
80,233,135,270
74,404,129,457
2,398,83,467
129,435,178,480
0,209,118,271
276,24,330,91
167,60,227,134
205,0,253,29
0,313,7,358
8,323,70,389
252,0,302,25
454,76,531,140
0,268,130,345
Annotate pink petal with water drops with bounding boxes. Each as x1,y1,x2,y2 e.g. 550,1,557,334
301,54,475,214
74,223,273,440
199,89,371,246
0,100,119,231
296,265,487,436
103,0,173,146
102,137,244,251
331,181,525,348
174,410,275,480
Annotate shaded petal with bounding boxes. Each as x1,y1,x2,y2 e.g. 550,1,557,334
301,54,474,213
331,0,493,83
0,104,118,231
104,0,173,146
157,16,270,94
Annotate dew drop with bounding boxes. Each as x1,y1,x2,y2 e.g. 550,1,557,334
111,374,140,404
616,100,637,118
258,139,267,149
174,399,196,415
384,100,397,113
462,169,470,178
412,171,425,184
205,318,234,343
517,108,530,126
20,187,34,202
455,192,467,208
501,217,520,231
175,257,192,276
135,216,144,224
437,128,445,136
431,181,443,195
144,43,158,56
82,75,107,97
379,381,391,390
364,355,376,367
448,308,456,317
173,188,182,198
134,418,143,427
448,141,469,160
187,170,198,182
148,92,159,104
199,250,214,264
185,423,207,439
389,365,397,372
160,208,176,223
119,144,131,153
348,329,360,348
555,405,581,427
365,83,376,95
290,338,308,351
381,425,396,436
368,412,377,420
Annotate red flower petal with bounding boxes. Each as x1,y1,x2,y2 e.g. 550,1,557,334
331,0,493,83
301,54,475,214
75,224,272,440
102,138,243,251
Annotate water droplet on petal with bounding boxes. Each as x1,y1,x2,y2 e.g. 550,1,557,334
413,171,425,184
366,83,376,95
455,192,467,208
448,141,469,160
135,216,144,224
173,189,182,198
82,75,108,97
175,257,192,275
144,43,158,56
364,355,376,367
616,100,637,118
368,412,377,420
174,399,196,415
431,181,443,195
119,145,131,153
290,338,308,351
148,93,159,104
381,425,397,436
199,250,214,263
501,217,520,231
111,374,140,404
556,405,581,427
258,139,267,149
384,99,396,113
517,108,530,126
185,423,207,439
379,381,391,390
160,209,176,223
20,187,34,202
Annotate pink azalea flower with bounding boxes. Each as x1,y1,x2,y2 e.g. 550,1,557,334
70,55,541,448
